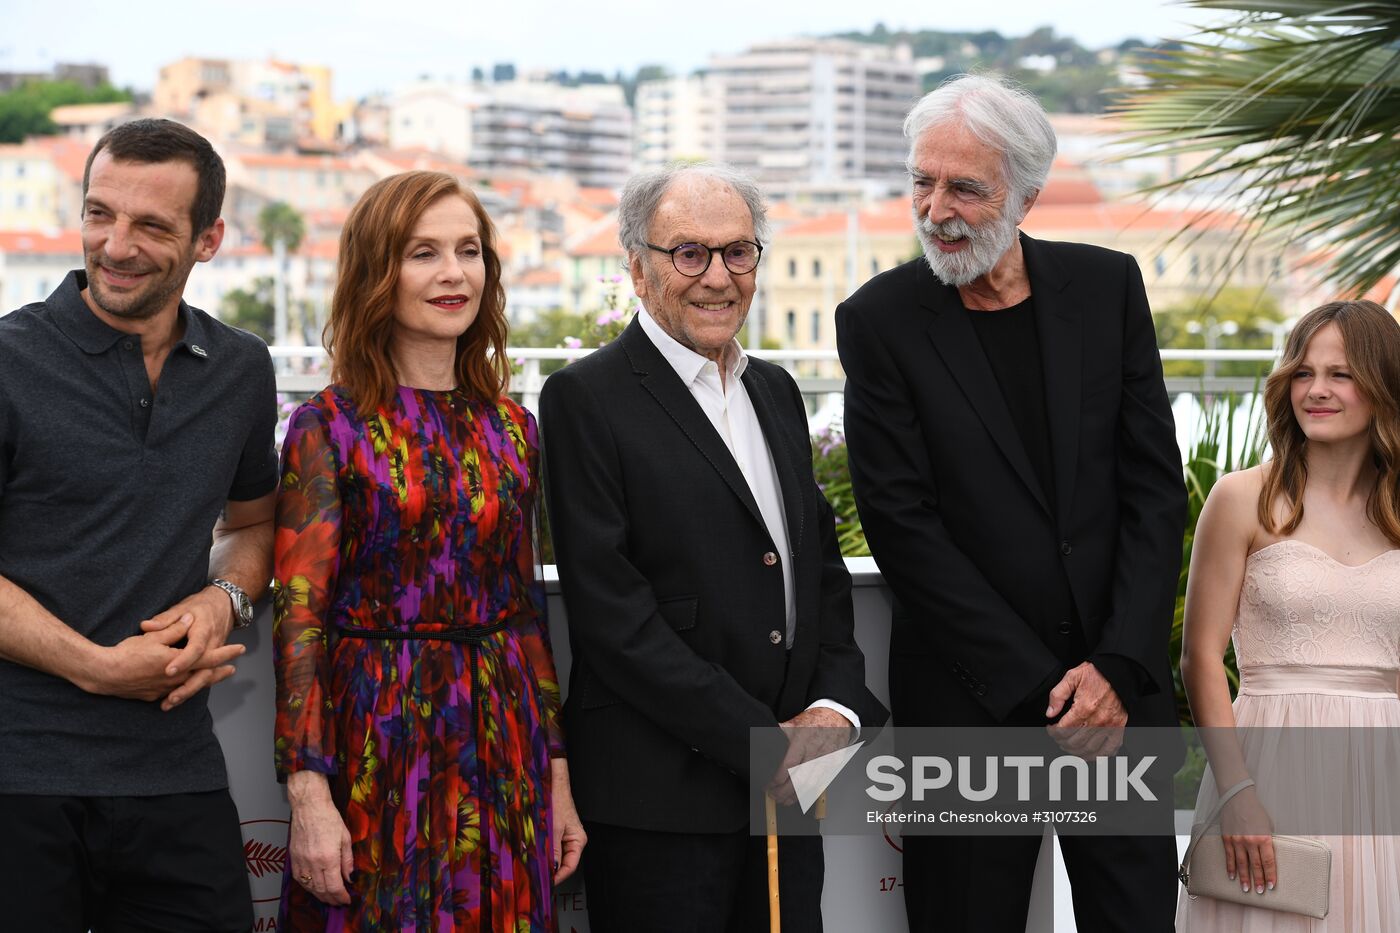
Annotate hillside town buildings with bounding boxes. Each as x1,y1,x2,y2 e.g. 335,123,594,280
0,46,1371,350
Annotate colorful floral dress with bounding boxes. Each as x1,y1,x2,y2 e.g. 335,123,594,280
273,385,563,932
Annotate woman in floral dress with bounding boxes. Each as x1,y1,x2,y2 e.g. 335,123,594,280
273,170,585,931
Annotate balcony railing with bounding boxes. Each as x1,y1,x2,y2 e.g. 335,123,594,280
271,346,1283,412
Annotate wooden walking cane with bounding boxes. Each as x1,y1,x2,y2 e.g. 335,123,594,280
767,790,828,933
766,792,780,933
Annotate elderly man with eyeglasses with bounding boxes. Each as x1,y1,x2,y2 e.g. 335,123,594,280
540,163,886,932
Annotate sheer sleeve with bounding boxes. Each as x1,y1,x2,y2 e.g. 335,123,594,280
273,402,344,779
510,408,565,757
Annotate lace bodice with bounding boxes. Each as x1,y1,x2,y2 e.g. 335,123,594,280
1232,539,1400,671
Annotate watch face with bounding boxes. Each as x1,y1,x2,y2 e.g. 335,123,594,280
214,579,254,626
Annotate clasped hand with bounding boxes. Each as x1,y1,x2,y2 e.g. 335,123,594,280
1045,661,1127,758
89,586,244,710
767,707,854,806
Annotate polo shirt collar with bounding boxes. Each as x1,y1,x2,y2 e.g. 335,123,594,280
49,269,211,361
637,304,748,385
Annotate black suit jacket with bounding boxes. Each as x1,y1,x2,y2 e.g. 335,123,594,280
835,234,1186,731
540,318,886,833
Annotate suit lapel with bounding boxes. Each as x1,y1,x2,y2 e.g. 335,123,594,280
920,262,1051,516
741,364,806,556
1023,234,1082,524
619,320,767,530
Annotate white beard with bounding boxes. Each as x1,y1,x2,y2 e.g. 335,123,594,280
914,205,1019,287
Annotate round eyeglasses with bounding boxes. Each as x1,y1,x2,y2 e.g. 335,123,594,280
646,240,763,277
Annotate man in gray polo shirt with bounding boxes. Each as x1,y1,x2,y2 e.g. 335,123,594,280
0,119,277,931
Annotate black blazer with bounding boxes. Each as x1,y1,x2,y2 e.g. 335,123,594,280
835,234,1186,731
540,318,886,833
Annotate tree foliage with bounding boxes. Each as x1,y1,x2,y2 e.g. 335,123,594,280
257,201,305,254
1115,0,1400,296
832,24,1127,112
1154,286,1286,377
220,276,276,343
0,79,132,143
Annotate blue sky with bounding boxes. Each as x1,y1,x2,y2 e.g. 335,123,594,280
3,0,1217,100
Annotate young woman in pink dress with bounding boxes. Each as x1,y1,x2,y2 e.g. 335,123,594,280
1177,299,1400,931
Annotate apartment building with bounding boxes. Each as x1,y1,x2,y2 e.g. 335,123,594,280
761,198,915,351
155,57,346,146
706,38,919,190
0,230,81,309
468,81,632,189
387,79,632,189
0,145,62,230
388,81,477,161
634,73,719,168
228,152,378,215
1020,203,1299,311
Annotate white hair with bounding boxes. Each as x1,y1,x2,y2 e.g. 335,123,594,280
904,73,1057,204
617,162,770,258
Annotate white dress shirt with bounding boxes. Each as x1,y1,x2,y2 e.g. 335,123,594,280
637,308,859,732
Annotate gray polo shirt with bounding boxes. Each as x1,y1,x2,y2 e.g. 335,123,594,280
0,270,278,796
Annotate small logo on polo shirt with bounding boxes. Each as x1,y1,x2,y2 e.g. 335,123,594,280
191,344,208,357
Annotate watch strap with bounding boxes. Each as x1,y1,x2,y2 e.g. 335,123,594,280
210,578,253,628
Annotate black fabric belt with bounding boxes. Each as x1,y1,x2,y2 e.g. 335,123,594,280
340,618,510,645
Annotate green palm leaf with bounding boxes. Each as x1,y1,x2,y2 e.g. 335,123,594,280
1114,0,1400,295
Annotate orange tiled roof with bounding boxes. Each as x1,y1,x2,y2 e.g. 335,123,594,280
0,142,51,159
576,186,619,207
1021,203,1245,235
765,201,806,224
1364,276,1398,306
568,219,623,257
510,266,563,287
236,153,360,173
372,148,476,177
1036,173,1102,207
0,230,83,254
31,137,90,183
222,238,340,259
50,102,133,125
488,178,531,199
558,202,605,223
778,199,911,238
302,239,340,259
303,207,351,227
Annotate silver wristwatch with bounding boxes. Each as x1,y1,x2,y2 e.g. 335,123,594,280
210,578,254,628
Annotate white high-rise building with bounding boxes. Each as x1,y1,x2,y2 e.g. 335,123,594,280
634,74,719,168
469,82,632,189
706,38,919,189
388,79,632,189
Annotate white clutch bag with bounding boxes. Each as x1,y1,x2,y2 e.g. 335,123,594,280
1179,778,1331,919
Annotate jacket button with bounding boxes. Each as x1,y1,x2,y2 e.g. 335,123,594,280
1060,541,1073,556
1058,621,1073,635
768,630,783,645
763,551,778,566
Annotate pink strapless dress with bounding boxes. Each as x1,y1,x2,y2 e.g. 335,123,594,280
1177,540,1400,931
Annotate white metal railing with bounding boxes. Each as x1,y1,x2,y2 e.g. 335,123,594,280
270,346,1282,410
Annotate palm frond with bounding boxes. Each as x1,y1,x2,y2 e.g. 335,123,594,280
1114,0,1400,294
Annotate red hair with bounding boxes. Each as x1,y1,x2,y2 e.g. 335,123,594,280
326,171,508,410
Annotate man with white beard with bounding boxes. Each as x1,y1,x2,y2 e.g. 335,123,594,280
836,74,1185,931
